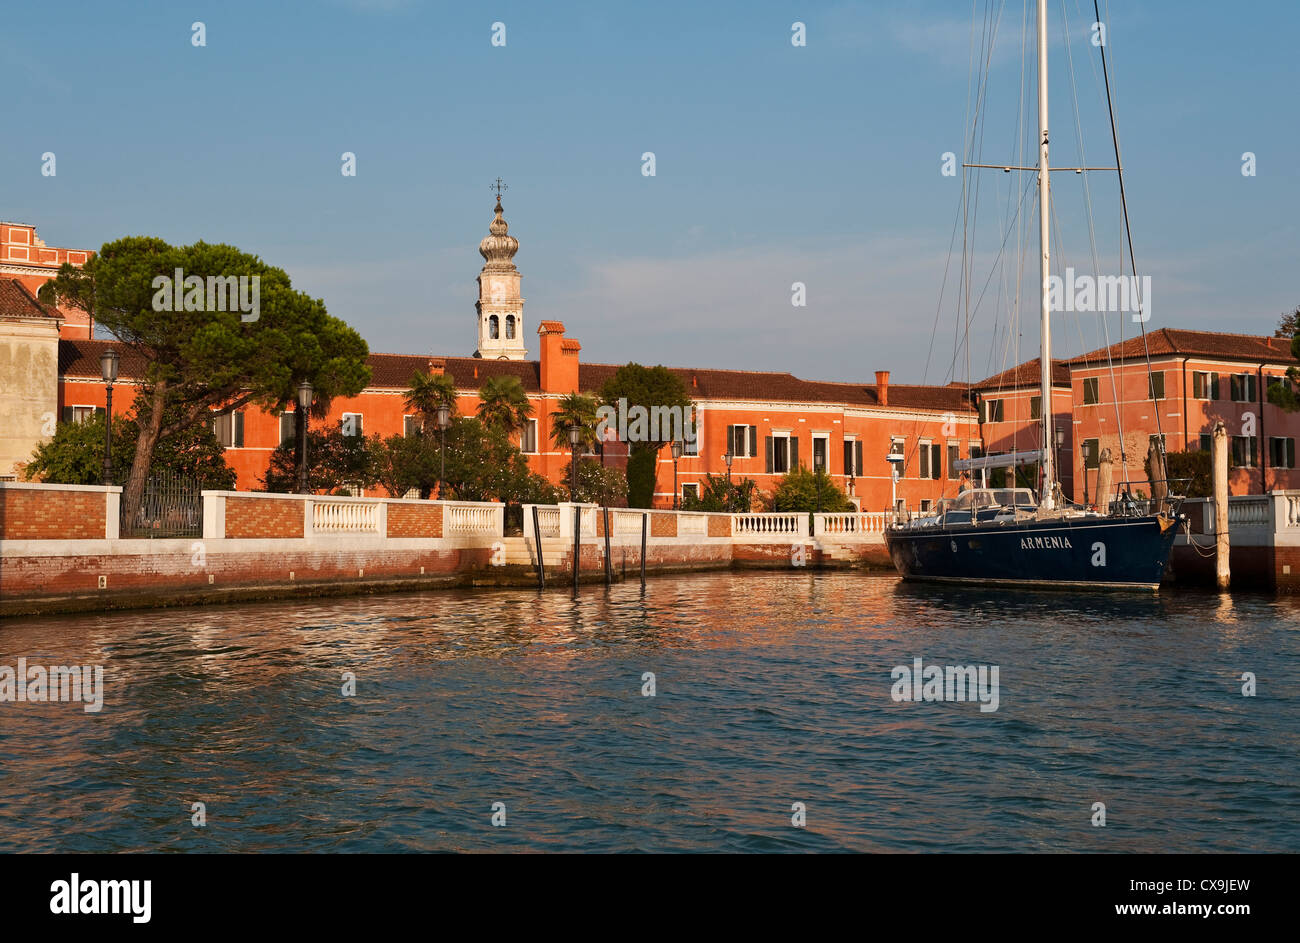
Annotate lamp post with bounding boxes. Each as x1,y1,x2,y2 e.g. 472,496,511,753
670,440,684,509
435,404,452,499
296,381,313,494
814,453,824,514
724,450,734,483
99,349,120,485
567,424,583,500
887,450,904,517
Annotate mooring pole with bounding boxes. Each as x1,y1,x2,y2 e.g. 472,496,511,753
640,512,648,589
532,505,545,589
1213,420,1230,589
573,504,581,593
603,507,613,585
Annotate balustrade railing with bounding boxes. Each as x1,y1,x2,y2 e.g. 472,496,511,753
312,499,380,534
732,513,808,537
444,502,503,536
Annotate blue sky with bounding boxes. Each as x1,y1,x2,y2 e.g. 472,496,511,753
4,0,1297,384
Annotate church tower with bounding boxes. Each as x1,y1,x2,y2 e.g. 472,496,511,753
475,183,526,360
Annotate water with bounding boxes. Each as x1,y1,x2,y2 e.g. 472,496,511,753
0,573,1296,852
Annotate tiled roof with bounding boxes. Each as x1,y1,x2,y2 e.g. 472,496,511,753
1067,328,1298,366
62,341,971,412
0,278,59,320
537,320,565,333
975,358,1072,390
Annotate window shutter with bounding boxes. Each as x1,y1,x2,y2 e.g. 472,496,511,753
62,406,73,423
790,436,799,470
932,443,942,479
765,436,773,474
855,440,863,477
1289,439,1296,469
1210,373,1219,400
94,406,105,417
726,425,735,457
234,411,244,448
843,441,852,475
747,426,756,458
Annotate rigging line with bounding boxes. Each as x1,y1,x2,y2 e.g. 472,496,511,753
1058,0,1125,455
947,173,1037,384
1093,0,1162,462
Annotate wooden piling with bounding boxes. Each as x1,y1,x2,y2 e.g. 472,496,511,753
1213,420,1230,589
573,504,581,593
532,505,545,589
640,513,648,589
603,507,613,585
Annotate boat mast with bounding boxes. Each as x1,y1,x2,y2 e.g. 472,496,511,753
1036,0,1056,509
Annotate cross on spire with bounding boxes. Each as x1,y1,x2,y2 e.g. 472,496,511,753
490,177,508,203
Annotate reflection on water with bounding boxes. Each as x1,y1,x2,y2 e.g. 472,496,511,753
0,573,1297,852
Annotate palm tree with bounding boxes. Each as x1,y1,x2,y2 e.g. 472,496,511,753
404,371,457,434
548,392,600,453
476,374,533,436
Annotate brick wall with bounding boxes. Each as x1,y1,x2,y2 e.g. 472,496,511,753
708,514,731,537
388,503,442,538
0,487,106,539
225,497,304,539
651,513,677,537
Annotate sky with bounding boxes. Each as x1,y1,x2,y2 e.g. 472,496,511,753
3,0,1297,386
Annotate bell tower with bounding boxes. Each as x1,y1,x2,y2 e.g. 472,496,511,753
475,179,526,360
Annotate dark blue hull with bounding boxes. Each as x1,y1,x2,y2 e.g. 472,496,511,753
884,514,1180,591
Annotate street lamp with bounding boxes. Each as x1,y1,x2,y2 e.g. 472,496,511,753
436,404,452,499
296,381,313,494
567,424,583,500
670,440,684,509
813,453,824,513
886,449,904,517
724,449,734,483
99,349,120,485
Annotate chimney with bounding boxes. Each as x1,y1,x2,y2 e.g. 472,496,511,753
875,370,890,407
538,320,580,393
427,357,446,375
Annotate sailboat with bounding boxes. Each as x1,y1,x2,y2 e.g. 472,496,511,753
884,0,1183,591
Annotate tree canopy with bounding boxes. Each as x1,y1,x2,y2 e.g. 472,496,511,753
38,236,370,518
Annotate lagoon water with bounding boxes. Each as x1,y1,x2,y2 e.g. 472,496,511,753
1,573,1296,852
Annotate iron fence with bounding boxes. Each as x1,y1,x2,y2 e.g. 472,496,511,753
119,472,203,538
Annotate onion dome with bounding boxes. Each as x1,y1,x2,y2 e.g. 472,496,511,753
478,198,519,271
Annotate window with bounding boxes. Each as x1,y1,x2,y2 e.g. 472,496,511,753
1029,396,1042,420
521,418,537,454
918,441,941,480
980,399,1004,422
280,411,297,445
728,424,757,458
1082,377,1100,405
489,315,499,339
1230,373,1258,403
1149,371,1165,400
947,443,961,480
403,414,420,437
683,406,699,456
920,500,932,513
843,439,864,476
766,433,797,474
1083,438,1100,470
1192,371,1219,400
213,411,244,448
681,483,699,502
811,435,829,472
341,413,363,437
1270,437,1296,469
1231,435,1258,468
62,405,101,424
1199,434,1213,452
505,315,515,340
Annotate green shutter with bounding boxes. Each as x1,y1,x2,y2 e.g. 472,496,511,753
726,425,735,457
789,435,799,471
234,411,244,448
748,426,757,458
765,436,773,474
61,406,73,423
